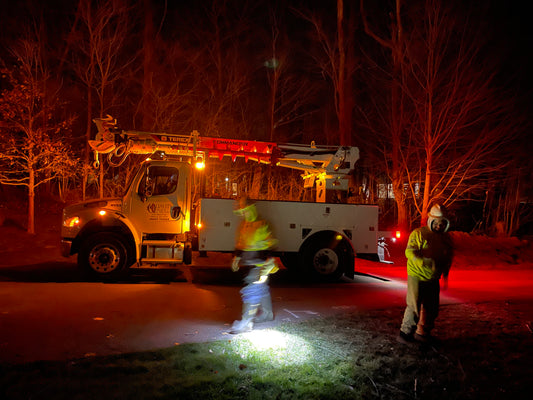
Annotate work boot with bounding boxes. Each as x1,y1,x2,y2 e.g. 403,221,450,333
414,332,440,346
413,332,429,343
230,303,258,334
397,331,416,345
254,294,274,323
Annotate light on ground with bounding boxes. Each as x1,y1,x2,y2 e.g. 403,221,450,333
242,329,288,350
231,329,313,366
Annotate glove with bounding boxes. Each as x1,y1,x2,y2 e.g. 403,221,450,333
260,257,279,276
231,256,241,272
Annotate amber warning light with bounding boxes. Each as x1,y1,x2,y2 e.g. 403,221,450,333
195,156,205,170
392,230,402,242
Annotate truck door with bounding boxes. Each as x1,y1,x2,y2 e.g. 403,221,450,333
129,164,187,234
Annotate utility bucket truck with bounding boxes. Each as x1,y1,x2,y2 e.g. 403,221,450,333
61,117,380,282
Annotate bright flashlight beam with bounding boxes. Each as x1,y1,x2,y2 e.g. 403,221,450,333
232,329,313,366
241,329,288,350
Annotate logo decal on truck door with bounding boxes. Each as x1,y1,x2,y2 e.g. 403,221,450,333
146,203,172,220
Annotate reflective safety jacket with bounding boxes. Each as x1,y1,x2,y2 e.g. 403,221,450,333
405,226,453,281
234,203,278,266
235,218,277,252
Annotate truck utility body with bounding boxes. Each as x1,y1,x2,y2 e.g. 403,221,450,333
199,198,377,254
61,117,381,282
199,198,378,279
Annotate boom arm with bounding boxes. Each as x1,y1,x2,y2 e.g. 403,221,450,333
90,116,359,202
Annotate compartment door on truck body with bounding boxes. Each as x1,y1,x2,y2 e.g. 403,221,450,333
254,201,379,256
125,162,192,235
197,198,240,252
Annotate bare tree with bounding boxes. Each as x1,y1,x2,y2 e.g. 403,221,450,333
295,0,358,145
185,0,257,139
135,40,199,133
0,40,78,234
402,0,523,224
263,3,321,143
70,0,136,199
139,0,156,130
361,0,412,231
362,0,525,228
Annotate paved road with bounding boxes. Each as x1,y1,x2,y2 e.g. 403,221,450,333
1,255,532,364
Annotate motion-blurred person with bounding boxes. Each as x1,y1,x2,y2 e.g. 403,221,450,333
230,196,278,334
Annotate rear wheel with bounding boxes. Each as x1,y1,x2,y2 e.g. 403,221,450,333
299,231,354,282
279,252,299,270
79,233,131,279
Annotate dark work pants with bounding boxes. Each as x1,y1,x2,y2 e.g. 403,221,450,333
240,266,270,305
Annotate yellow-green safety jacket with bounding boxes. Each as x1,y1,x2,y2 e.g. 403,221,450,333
235,219,277,252
234,204,277,252
405,226,453,281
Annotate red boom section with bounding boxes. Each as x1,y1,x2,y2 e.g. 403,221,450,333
144,133,281,164
197,137,280,164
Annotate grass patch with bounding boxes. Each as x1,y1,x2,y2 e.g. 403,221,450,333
1,301,531,399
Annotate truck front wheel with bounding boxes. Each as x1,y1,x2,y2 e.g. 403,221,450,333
79,233,130,279
299,232,354,281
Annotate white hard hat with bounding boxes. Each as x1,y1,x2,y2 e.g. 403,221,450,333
427,204,450,232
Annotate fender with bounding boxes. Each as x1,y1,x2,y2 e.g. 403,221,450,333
74,210,142,263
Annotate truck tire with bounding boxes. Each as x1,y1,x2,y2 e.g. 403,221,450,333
79,232,131,279
299,231,354,281
280,252,300,270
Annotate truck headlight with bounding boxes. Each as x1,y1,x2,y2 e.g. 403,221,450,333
63,216,80,228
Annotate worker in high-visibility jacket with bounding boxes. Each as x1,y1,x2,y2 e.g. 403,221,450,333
398,204,454,344
230,196,278,334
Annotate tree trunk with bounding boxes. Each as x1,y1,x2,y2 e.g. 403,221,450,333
141,0,155,129
421,164,432,225
392,172,409,231
83,86,93,201
336,0,354,146
250,167,262,199
269,69,279,141
99,161,104,199
28,169,35,235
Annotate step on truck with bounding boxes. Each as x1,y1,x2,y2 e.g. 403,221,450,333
61,117,380,282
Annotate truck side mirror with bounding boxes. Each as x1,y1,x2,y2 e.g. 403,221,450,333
139,170,154,202
144,180,153,199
